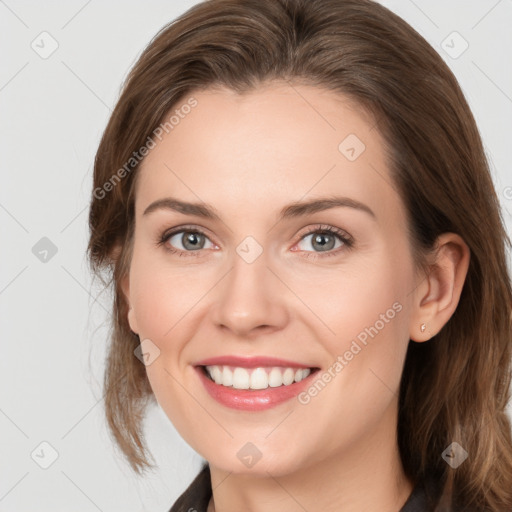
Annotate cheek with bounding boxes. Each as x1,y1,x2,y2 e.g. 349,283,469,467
293,276,410,458
303,254,412,382
129,251,206,340
326,294,408,386
295,256,408,334
129,259,206,440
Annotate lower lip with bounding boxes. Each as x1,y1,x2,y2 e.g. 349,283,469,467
195,366,318,411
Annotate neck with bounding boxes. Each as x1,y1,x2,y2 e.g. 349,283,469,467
207,403,413,512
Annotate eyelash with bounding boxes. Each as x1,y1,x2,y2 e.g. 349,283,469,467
156,224,354,260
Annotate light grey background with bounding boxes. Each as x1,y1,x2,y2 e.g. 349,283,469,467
1,1,511,511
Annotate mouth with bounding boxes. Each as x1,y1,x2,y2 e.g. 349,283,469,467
198,364,320,390
193,355,321,410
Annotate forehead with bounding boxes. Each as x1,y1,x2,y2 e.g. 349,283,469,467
134,82,401,224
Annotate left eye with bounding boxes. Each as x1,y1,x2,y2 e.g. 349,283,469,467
296,230,346,252
166,230,215,251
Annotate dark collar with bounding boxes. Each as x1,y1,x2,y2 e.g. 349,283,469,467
169,463,442,512
169,462,212,512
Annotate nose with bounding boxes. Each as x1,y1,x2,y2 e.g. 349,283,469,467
210,251,289,338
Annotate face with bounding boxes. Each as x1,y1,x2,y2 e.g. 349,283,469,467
123,81,421,477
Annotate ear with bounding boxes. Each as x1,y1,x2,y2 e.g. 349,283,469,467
108,242,123,263
409,233,470,342
123,273,140,335
111,245,139,334
108,242,139,335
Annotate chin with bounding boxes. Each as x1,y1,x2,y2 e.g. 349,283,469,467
205,448,309,478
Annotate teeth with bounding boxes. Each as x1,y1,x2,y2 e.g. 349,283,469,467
211,366,222,384
268,367,283,387
222,366,233,387
250,368,268,390
233,367,250,389
282,368,295,385
205,365,312,390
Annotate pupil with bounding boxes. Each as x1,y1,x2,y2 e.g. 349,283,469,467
183,232,204,250
313,233,334,251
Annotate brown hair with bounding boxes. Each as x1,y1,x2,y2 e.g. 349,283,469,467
87,0,512,509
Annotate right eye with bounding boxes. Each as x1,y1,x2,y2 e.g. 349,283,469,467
159,228,216,256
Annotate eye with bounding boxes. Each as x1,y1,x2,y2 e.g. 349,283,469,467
292,224,353,258
158,227,216,256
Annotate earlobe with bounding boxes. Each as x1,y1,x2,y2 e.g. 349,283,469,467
409,233,470,342
127,306,139,335
121,273,139,335
108,242,123,264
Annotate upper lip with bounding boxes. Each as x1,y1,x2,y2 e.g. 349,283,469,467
194,355,317,369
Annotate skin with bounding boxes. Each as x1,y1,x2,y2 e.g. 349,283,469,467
120,81,470,512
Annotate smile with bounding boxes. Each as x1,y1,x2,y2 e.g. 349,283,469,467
194,356,321,411
204,365,312,390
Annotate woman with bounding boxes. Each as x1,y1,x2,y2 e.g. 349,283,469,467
87,0,512,510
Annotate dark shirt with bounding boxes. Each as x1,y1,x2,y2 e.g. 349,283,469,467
168,462,443,512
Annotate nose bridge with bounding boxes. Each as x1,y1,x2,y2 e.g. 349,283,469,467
210,239,289,336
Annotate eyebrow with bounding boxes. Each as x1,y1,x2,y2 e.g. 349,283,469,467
142,196,376,221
